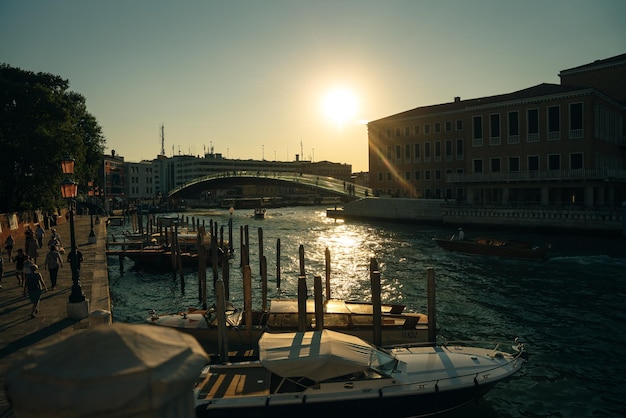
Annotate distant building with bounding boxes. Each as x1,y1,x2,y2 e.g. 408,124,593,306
109,149,353,202
367,53,626,207
125,160,154,200
102,150,125,209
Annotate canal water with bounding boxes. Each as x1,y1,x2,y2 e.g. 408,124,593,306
107,206,626,417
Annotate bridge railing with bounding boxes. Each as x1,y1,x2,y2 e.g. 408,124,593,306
168,171,372,199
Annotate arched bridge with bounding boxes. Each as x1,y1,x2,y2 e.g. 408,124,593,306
168,171,372,200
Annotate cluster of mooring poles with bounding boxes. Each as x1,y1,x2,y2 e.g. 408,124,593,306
107,212,438,362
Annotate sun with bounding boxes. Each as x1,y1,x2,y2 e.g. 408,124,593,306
322,88,357,126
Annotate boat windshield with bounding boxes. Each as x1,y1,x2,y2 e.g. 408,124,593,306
369,348,397,376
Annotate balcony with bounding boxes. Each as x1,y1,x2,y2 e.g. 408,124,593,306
446,168,626,183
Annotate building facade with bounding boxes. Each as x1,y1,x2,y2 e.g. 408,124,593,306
367,53,626,208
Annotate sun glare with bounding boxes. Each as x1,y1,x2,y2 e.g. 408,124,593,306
322,88,357,125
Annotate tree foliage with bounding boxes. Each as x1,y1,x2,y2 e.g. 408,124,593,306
0,64,106,213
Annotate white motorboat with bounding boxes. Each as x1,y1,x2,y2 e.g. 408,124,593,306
194,329,527,417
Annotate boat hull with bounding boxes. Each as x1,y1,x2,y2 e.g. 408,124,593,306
433,237,548,260
195,383,497,417
194,335,527,418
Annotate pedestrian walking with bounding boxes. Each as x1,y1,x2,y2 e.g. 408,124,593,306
26,236,38,264
13,249,28,286
44,245,63,290
24,226,34,249
4,234,14,260
48,229,63,252
35,224,45,248
23,264,47,318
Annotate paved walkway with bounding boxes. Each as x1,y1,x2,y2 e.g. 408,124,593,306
0,215,110,417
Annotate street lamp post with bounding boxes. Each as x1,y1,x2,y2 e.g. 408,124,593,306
61,156,86,304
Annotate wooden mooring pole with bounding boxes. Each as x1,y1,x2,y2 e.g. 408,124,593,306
276,238,281,289
370,258,382,347
427,267,437,344
314,275,324,330
297,274,308,332
325,247,331,300
215,278,229,363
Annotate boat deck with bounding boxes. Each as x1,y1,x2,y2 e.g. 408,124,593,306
196,364,271,400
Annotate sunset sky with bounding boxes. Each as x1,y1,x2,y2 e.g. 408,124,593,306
1,0,624,172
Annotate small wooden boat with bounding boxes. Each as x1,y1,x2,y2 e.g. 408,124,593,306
194,329,527,418
433,236,548,260
254,207,266,218
147,299,431,353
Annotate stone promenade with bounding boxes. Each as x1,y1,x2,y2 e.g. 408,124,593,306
0,214,110,417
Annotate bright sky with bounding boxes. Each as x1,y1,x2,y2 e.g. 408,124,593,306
1,1,624,172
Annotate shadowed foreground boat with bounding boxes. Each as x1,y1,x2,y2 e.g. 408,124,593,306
432,236,549,260
147,299,431,353
194,329,527,418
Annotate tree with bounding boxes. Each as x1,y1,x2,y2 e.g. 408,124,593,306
0,64,106,213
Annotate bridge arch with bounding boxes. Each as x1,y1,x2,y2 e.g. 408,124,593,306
167,171,371,201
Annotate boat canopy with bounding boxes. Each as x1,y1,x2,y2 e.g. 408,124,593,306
258,329,395,382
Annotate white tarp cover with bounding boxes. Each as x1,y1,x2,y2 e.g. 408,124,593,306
259,329,384,382
5,323,209,418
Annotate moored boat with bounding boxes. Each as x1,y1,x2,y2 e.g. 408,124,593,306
254,207,266,218
432,236,549,260
194,329,527,417
147,298,430,353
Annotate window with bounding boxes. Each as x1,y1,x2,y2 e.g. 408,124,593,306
386,129,392,138
414,170,420,180
547,106,560,140
456,119,463,130
445,140,452,161
405,171,411,180
528,155,539,171
395,145,401,161
435,170,441,180
569,103,583,139
386,172,392,181
508,111,519,143
434,141,441,161
387,146,392,159
527,109,539,142
473,159,483,173
509,156,520,172
425,170,431,180
435,123,441,133
570,153,583,169
414,125,420,135
395,128,401,137
472,116,483,146
405,144,411,161
456,139,464,160
490,158,501,172
414,143,420,161
490,113,501,144
378,173,384,181
424,142,431,161
445,121,452,132
424,124,431,134
548,154,561,170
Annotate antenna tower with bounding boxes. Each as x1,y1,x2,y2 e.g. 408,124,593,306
160,124,165,156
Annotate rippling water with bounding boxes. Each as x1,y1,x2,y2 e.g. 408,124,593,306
108,206,626,417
